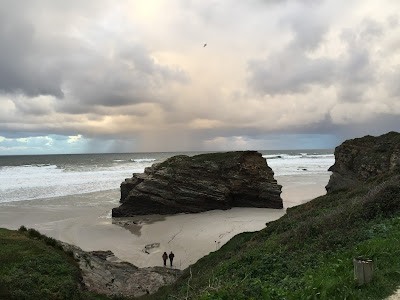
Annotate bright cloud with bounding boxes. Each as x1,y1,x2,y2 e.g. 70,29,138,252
67,134,82,143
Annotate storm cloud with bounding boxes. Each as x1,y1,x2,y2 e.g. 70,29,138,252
0,1,188,109
0,0,400,154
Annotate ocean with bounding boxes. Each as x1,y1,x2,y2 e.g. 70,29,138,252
0,150,334,204
0,149,335,268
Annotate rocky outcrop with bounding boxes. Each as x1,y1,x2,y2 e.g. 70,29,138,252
326,132,400,193
113,151,282,217
61,243,181,298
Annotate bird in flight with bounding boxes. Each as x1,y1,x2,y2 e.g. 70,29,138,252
204,43,207,47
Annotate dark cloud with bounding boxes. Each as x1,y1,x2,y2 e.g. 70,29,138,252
336,48,373,102
326,114,400,143
360,18,384,39
280,3,328,50
0,2,189,115
187,110,400,151
387,69,400,97
247,16,390,104
63,45,188,111
0,11,64,97
10,95,54,116
247,1,336,95
248,52,336,95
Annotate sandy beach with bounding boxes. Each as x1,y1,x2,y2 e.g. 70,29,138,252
0,173,331,269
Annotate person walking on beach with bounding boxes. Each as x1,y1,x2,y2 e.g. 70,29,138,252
162,252,168,266
169,251,175,267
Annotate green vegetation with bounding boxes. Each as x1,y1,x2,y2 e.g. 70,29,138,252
190,151,247,163
341,132,400,178
158,155,189,168
158,151,248,169
143,174,400,299
0,226,106,300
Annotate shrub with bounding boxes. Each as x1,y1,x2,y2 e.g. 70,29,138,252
27,228,42,239
18,225,27,232
43,236,58,248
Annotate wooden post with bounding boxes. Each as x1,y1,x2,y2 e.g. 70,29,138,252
354,257,373,285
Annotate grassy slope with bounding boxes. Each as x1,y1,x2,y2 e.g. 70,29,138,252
144,172,400,299
0,227,108,300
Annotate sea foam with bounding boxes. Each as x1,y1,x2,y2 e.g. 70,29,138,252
130,158,156,162
0,164,146,203
263,153,334,176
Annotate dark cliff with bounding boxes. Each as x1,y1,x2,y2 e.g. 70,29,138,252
112,151,283,217
326,131,400,193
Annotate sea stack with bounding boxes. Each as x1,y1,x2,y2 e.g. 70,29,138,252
326,131,400,193
112,151,283,217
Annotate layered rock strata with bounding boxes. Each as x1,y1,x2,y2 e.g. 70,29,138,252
326,131,400,193
112,151,283,217
62,243,181,298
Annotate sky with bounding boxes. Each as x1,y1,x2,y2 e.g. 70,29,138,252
1,0,400,155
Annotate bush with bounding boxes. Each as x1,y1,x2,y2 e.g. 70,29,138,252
17,227,64,253
65,250,74,258
27,228,42,239
43,236,58,248
18,225,27,232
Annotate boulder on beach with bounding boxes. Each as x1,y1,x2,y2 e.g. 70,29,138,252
326,131,400,193
112,151,283,217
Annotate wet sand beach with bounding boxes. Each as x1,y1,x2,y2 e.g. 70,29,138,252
0,173,331,269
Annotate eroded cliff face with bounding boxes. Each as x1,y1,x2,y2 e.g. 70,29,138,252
326,132,400,193
61,243,180,298
112,151,283,217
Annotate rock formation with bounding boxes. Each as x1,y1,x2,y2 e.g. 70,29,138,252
61,243,181,298
112,151,283,217
326,131,400,193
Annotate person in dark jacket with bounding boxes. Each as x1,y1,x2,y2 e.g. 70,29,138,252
169,251,175,267
162,252,168,266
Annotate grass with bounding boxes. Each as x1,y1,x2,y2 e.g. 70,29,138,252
142,173,400,299
158,151,251,169
0,227,108,300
